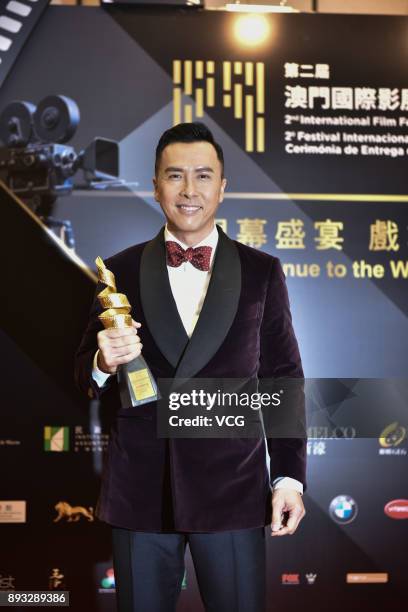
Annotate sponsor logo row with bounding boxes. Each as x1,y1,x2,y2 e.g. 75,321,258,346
281,573,388,585
0,568,389,592
0,567,186,594
0,568,114,593
1,496,407,525
329,495,408,523
1,421,406,455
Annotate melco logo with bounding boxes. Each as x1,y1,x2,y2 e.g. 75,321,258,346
379,422,406,448
384,499,408,519
329,495,358,524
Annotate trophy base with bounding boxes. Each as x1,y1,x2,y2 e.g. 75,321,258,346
117,356,159,408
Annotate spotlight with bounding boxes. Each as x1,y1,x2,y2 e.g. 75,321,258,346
233,14,270,46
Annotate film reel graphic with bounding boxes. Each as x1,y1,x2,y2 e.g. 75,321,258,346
0,95,80,147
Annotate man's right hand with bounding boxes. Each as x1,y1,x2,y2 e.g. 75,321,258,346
96,319,143,374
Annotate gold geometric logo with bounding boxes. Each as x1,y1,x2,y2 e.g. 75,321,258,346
173,59,265,153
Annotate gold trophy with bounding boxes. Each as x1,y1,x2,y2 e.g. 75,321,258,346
95,256,159,408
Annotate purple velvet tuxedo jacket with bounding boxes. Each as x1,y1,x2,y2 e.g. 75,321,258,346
74,225,306,532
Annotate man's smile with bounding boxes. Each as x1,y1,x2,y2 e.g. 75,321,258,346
176,204,203,215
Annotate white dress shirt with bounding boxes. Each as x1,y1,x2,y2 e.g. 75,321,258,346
164,223,219,337
91,223,303,495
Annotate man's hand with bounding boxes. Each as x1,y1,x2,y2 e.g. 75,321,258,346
97,319,142,374
270,488,305,536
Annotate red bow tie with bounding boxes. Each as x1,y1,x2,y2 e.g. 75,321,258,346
166,241,212,271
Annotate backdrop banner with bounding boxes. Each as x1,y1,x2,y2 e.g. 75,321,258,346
0,7,407,611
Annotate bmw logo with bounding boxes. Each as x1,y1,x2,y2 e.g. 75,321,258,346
329,495,358,524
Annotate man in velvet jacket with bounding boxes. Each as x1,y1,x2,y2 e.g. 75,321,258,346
74,122,306,612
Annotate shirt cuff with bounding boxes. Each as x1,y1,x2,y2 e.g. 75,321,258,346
92,350,112,388
272,476,304,495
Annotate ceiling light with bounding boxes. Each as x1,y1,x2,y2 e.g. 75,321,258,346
233,14,270,46
226,2,299,13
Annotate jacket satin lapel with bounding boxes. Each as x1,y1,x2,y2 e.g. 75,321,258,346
174,226,241,379
140,227,189,368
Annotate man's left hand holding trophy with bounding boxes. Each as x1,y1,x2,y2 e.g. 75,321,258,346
95,256,159,408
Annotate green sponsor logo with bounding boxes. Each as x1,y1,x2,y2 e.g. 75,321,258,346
44,426,70,452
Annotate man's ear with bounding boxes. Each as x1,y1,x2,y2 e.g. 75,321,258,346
219,177,227,203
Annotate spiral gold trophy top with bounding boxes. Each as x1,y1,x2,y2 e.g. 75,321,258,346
94,256,158,406
95,256,132,329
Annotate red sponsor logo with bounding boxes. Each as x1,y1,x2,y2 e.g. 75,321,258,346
384,499,408,519
282,573,300,585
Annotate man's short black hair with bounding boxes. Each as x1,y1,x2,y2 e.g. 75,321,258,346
155,122,224,178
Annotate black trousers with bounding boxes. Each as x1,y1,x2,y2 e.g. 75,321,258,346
112,526,266,612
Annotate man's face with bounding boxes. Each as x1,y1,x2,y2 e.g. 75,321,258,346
153,141,227,242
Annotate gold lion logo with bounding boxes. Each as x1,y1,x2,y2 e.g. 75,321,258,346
53,501,94,523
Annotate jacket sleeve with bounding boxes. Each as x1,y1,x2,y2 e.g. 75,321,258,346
258,257,307,491
74,280,113,400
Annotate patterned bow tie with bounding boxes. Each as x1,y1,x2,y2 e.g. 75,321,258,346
166,241,212,271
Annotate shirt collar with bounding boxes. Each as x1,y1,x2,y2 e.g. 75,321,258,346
164,223,219,267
